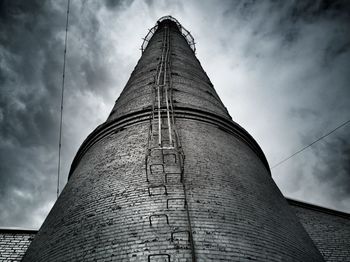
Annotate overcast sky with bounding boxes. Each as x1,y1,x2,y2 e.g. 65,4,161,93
0,0,349,229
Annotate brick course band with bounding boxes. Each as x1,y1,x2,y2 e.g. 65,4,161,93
68,107,270,179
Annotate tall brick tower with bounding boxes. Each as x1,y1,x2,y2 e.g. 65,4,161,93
23,16,324,261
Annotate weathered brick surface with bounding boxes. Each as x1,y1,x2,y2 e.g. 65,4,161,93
0,229,36,261
108,30,163,121
289,200,350,262
23,122,194,261
108,21,229,123
23,18,325,261
176,119,323,261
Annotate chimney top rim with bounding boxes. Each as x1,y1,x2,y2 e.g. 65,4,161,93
157,15,180,25
140,15,196,54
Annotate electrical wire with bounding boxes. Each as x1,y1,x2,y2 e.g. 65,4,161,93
57,0,70,198
271,119,350,170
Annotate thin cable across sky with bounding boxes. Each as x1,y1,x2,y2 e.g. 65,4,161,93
57,0,70,198
272,119,350,170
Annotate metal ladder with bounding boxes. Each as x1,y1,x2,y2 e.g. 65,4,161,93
145,25,196,262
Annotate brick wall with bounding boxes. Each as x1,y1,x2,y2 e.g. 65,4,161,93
2,201,349,261
0,229,36,261
288,199,350,262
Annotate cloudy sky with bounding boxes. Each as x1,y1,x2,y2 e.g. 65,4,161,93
0,0,349,229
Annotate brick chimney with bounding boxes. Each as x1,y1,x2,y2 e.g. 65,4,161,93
23,16,324,261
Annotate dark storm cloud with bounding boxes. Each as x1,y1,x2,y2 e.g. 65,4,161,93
0,0,71,228
313,128,350,205
0,0,127,228
0,0,349,229
0,0,65,148
104,0,134,9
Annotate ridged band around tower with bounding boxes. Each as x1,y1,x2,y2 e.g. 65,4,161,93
68,107,270,178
